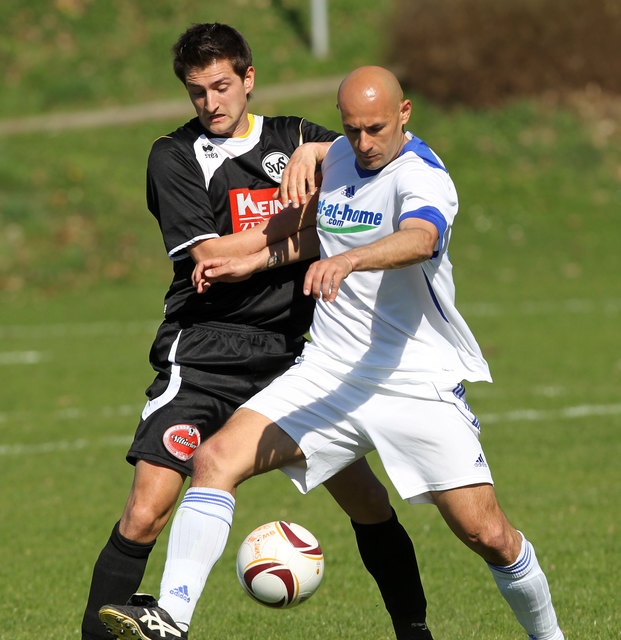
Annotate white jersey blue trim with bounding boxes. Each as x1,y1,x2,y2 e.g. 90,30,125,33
310,134,492,386
452,383,481,431
400,134,448,172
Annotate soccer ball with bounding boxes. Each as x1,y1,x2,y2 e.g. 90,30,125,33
236,520,324,608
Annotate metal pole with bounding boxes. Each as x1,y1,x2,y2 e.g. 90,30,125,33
310,0,329,59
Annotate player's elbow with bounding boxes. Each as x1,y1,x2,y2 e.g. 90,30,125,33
418,243,436,263
418,228,439,260
401,241,435,268
398,225,438,266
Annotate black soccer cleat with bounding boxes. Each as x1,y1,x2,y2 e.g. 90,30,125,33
99,593,187,640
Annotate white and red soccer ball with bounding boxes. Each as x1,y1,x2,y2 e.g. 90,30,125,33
236,521,324,608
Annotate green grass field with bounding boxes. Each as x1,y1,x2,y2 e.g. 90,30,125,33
1,2,620,639
1,275,620,640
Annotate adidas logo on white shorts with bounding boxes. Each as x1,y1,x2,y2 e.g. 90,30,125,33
474,454,488,468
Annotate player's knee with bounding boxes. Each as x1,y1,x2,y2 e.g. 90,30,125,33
121,502,170,542
346,480,391,523
194,440,223,476
474,522,507,551
193,436,242,486
465,521,516,564
363,481,391,517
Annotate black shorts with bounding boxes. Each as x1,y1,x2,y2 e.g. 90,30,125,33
127,320,306,476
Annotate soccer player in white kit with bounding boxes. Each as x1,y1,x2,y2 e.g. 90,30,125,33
100,66,565,640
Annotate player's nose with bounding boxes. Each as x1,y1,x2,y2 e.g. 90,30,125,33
204,91,219,113
358,131,373,152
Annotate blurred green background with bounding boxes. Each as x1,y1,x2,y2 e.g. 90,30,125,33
1,2,619,639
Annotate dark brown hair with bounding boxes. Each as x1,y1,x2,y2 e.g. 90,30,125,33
172,23,253,83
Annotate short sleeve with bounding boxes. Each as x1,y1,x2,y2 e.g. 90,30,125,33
299,119,341,144
396,158,458,256
147,137,219,259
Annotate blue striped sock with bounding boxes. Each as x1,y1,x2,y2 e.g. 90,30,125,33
158,488,235,629
487,532,563,639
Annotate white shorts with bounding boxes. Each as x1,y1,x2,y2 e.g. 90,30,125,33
241,355,493,504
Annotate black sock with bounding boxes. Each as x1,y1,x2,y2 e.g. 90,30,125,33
351,509,432,640
81,521,156,640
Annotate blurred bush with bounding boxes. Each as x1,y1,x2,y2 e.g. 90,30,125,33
388,0,621,106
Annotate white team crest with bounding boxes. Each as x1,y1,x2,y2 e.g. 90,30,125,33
262,152,289,182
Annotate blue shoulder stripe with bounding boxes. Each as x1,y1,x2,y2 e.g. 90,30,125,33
400,134,448,173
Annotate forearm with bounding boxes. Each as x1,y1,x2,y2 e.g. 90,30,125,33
344,227,436,272
189,192,318,263
192,226,320,291
302,219,440,302
252,226,320,272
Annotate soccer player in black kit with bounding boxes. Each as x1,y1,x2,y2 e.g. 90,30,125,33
82,23,432,640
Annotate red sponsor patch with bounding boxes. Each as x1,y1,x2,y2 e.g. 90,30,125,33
229,187,285,232
163,424,201,461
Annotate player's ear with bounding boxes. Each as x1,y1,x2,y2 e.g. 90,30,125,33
244,66,255,95
399,99,412,127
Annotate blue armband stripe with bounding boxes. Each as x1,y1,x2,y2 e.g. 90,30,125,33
398,206,447,257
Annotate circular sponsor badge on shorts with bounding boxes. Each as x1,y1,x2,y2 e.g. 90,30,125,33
163,424,201,461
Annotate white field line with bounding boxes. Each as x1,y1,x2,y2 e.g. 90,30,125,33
1,297,619,342
0,402,142,426
0,403,141,455
0,435,133,456
459,297,621,317
1,402,620,457
0,350,49,365
0,297,618,452
479,403,621,424
0,319,159,340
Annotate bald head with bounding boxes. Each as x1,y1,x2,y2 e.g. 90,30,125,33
337,66,404,113
337,66,411,171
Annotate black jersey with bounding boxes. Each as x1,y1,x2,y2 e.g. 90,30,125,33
147,114,339,338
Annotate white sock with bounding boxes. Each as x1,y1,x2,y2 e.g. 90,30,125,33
158,487,235,630
487,532,564,640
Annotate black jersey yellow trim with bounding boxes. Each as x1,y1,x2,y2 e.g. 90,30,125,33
235,113,255,139
298,118,305,146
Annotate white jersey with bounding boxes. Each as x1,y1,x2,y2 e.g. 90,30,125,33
304,133,492,388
